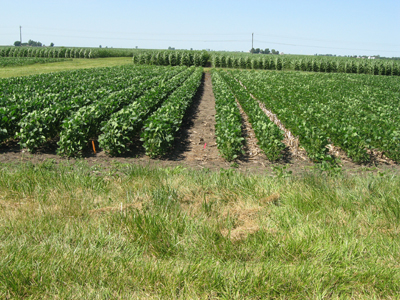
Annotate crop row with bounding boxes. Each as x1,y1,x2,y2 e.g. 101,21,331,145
1,65,204,158
19,67,176,152
212,54,400,76
232,69,400,163
211,69,244,161
133,50,209,67
0,47,136,59
57,67,189,156
1,65,162,144
218,70,285,161
211,69,286,162
98,66,196,155
141,67,203,157
1,65,149,104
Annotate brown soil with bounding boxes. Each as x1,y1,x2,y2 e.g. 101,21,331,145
0,72,399,176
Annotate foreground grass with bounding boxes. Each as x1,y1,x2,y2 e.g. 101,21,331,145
0,161,399,299
0,57,133,78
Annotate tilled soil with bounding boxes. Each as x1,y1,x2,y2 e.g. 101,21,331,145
0,72,398,175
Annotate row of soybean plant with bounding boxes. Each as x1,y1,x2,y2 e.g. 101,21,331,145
21,65,174,155
98,66,200,157
99,67,203,157
232,69,400,163
0,65,181,154
58,66,194,157
1,65,139,143
212,54,400,76
212,69,285,162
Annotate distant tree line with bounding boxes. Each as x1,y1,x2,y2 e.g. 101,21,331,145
13,39,54,47
250,48,279,55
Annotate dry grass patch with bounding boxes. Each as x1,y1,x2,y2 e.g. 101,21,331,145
220,205,263,241
89,202,143,215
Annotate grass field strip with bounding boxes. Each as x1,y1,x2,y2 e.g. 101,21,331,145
1,161,400,298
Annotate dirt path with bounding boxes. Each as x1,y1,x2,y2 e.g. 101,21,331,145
170,72,223,165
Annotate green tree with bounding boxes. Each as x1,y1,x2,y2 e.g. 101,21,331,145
14,41,21,47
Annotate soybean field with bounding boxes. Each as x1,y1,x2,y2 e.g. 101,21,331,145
0,59,399,173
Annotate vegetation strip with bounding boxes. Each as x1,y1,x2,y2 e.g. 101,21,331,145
57,66,185,156
211,52,400,76
17,67,161,152
234,69,400,164
1,65,149,143
1,161,400,298
0,46,137,59
0,57,70,67
133,50,209,67
211,69,244,161
98,66,195,155
141,67,203,157
235,76,310,160
219,70,285,162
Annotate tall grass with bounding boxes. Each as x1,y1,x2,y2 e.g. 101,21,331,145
0,161,399,298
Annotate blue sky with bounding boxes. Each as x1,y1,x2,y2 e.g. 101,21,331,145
1,0,399,57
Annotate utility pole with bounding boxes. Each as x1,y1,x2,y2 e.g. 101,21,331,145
20,26,22,44
252,33,254,50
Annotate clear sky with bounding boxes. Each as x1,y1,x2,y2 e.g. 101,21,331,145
1,0,399,57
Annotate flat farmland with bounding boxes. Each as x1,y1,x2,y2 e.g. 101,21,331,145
1,59,400,299
0,62,399,174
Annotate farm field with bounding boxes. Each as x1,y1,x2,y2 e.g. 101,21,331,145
219,69,400,164
1,60,399,173
1,58,400,298
0,57,132,78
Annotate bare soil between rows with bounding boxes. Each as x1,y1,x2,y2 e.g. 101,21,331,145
0,72,399,175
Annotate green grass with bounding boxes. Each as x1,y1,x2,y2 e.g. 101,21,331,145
0,160,399,299
0,57,133,78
